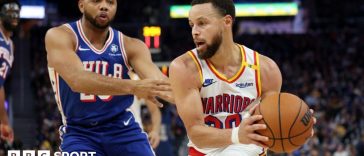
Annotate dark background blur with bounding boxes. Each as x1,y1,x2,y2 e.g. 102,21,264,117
0,0,363,156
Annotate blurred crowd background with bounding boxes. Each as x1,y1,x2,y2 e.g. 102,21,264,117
0,0,363,156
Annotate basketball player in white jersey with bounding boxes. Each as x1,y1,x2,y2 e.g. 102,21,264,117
169,0,281,155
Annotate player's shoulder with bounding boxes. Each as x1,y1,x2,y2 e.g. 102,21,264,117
45,24,77,51
238,43,277,70
122,34,143,45
259,54,278,72
169,50,202,83
169,50,202,87
45,25,75,41
258,53,282,89
121,34,149,59
170,50,198,71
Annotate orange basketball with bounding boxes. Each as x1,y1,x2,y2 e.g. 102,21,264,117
253,92,314,153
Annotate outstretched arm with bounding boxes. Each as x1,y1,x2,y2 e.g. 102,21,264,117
124,36,174,103
45,26,169,100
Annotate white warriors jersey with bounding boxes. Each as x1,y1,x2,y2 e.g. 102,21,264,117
187,44,266,156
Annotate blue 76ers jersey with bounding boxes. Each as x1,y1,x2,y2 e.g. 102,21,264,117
48,20,134,126
0,30,14,87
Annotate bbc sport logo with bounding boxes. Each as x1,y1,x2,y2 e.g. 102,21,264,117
8,150,96,156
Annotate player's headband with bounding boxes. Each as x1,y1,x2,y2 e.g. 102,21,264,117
1,2,20,19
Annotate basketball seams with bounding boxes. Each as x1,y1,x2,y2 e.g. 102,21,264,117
258,102,276,148
255,93,313,153
288,99,303,146
288,113,313,144
269,120,313,140
278,93,285,152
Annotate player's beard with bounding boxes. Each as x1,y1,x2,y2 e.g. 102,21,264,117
2,18,18,31
84,10,112,29
197,31,223,59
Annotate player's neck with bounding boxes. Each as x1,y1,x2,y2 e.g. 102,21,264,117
81,18,109,46
0,24,12,40
209,39,240,68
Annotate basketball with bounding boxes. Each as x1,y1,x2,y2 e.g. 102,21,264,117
253,92,314,153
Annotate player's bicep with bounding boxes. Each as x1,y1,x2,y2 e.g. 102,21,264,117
45,28,84,85
133,57,162,80
176,87,205,129
124,36,165,80
260,54,282,99
169,59,204,129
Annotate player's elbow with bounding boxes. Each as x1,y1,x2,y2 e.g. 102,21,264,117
66,75,88,93
189,137,205,148
186,125,208,148
68,79,83,93
189,136,208,149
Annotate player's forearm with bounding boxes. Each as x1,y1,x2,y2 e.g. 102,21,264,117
0,110,9,125
0,102,9,125
146,100,161,132
0,88,8,125
150,109,161,132
70,71,135,95
188,125,232,148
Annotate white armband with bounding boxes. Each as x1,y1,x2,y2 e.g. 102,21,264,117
231,126,241,144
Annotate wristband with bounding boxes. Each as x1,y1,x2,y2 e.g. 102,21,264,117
231,126,240,144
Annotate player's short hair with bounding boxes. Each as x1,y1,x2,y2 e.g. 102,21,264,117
0,0,20,9
191,0,235,22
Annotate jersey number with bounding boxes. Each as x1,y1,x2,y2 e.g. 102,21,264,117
0,62,9,79
80,94,113,102
79,62,124,102
204,114,242,129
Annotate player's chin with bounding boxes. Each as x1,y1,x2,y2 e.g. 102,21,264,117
97,20,109,26
11,21,19,26
95,22,110,29
11,24,18,28
95,19,110,27
196,46,207,55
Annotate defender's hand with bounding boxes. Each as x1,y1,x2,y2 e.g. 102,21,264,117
148,130,160,149
131,79,171,107
0,124,14,143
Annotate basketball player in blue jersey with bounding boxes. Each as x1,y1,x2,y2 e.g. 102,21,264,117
0,0,20,143
169,0,315,155
45,0,173,155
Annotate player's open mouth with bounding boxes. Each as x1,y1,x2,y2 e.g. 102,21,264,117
11,20,18,25
98,14,108,21
196,42,205,47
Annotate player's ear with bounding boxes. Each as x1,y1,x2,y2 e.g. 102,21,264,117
223,15,233,28
78,0,85,13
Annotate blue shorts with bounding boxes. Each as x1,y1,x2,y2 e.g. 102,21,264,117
59,111,155,156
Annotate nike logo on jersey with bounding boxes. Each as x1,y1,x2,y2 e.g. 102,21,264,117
235,82,254,88
202,79,217,87
78,46,90,51
123,116,133,126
